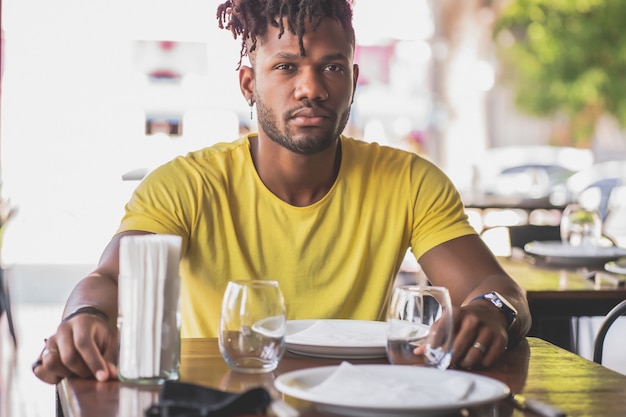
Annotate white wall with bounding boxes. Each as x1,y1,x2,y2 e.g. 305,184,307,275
1,0,245,264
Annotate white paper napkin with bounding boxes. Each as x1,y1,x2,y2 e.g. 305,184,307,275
287,321,386,347
308,362,475,406
118,234,182,379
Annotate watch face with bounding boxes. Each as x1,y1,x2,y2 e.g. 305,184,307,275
487,292,517,330
491,292,518,315
469,291,518,330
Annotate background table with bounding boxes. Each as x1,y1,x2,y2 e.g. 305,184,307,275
57,337,626,417
499,256,626,352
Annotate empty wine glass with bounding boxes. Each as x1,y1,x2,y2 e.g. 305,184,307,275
386,285,454,370
560,203,602,247
219,280,286,373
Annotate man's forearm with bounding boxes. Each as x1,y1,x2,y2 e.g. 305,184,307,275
63,272,119,325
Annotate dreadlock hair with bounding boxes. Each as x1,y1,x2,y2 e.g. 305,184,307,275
216,0,355,69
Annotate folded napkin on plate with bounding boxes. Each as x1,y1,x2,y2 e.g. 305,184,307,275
308,362,475,406
288,321,386,346
145,381,271,417
118,234,182,379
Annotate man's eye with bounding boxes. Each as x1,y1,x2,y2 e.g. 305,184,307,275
324,64,344,73
275,64,294,71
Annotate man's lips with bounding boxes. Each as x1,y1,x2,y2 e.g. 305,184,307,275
289,108,332,126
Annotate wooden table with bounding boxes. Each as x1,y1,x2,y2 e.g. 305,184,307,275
499,256,626,352
57,337,626,417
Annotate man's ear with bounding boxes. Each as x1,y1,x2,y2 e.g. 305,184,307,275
239,65,255,102
351,64,359,104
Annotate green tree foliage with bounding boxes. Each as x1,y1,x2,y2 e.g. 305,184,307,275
494,0,626,145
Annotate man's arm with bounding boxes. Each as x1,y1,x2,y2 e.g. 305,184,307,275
33,230,152,384
418,234,531,369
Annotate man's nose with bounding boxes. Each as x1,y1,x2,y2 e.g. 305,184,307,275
294,68,329,101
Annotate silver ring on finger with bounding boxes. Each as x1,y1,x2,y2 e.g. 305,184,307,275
472,341,487,355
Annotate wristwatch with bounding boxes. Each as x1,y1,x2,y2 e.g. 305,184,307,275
470,291,518,330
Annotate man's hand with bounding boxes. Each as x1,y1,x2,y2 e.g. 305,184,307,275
32,231,148,384
32,313,118,384
450,304,509,369
417,234,532,369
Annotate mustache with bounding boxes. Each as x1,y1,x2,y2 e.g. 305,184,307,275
285,100,334,119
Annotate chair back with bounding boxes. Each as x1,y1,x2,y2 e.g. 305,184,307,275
566,160,626,219
603,185,626,248
593,299,626,365
508,224,561,249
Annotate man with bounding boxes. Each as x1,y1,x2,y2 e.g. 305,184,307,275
33,0,530,385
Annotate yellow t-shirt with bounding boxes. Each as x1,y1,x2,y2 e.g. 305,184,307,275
117,134,475,337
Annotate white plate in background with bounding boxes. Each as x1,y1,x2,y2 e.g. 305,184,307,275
524,241,626,266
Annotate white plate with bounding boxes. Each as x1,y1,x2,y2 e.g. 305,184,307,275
285,320,387,359
605,259,626,275
274,364,510,417
524,241,626,266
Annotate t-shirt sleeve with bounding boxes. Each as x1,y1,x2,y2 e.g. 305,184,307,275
409,157,476,259
116,158,198,255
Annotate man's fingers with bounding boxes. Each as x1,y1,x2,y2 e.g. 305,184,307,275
480,336,507,367
71,320,115,381
54,337,94,378
33,340,71,384
33,366,64,385
52,326,101,379
101,332,119,380
33,316,118,385
451,312,480,365
459,335,492,369
452,308,509,369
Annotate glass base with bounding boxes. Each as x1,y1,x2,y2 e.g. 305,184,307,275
224,357,279,374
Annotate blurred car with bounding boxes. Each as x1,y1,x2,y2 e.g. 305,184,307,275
475,146,594,209
486,163,575,204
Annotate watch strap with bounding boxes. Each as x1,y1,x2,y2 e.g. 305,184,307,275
469,291,517,330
